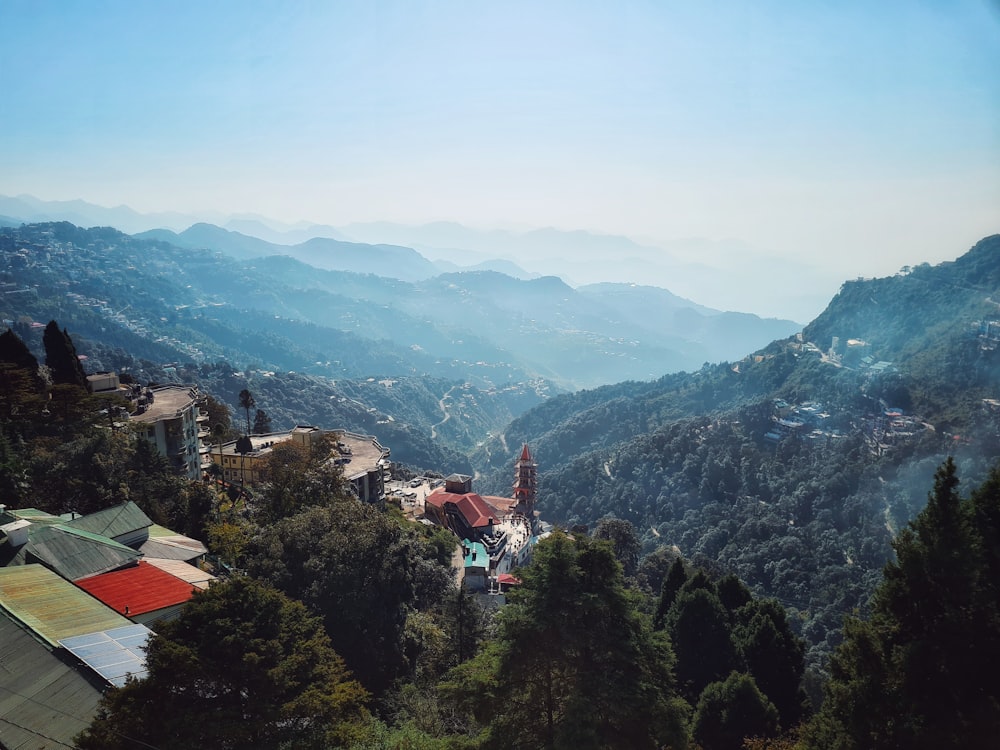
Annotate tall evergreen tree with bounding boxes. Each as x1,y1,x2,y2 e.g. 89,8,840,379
252,408,272,434
443,531,690,749
733,599,807,729
667,586,742,703
654,557,688,629
0,328,43,389
42,320,87,388
803,458,1000,748
75,577,370,750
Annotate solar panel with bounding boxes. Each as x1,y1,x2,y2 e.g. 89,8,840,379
60,623,153,687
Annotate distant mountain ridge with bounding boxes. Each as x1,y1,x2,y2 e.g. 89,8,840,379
2,220,800,392
137,223,441,281
0,192,834,320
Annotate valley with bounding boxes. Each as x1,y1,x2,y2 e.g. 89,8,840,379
3,217,1000,745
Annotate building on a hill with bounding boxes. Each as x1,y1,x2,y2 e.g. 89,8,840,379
128,384,211,480
207,425,390,503
424,446,540,581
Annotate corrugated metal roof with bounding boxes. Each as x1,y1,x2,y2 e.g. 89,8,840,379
64,501,152,541
23,524,141,581
464,542,488,569
0,565,133,647
0,507,64,526
76,561,196,616
145,558,215,589
139,525,208,561
0,612,104,750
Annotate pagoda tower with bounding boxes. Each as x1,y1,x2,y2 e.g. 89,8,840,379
512,443,537,524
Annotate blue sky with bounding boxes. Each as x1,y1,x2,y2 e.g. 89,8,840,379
2,0,998,287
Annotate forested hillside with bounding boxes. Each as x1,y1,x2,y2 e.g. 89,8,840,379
3,238,1000,746
472,234,1000,679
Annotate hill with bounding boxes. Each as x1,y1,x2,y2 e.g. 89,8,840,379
2,221,799,392
470,234,1000,676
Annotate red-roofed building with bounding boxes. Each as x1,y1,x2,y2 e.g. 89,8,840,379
75,561,197,626
424,491,499,542
497,573,521,592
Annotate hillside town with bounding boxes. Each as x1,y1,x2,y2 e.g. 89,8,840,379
0,365,554,747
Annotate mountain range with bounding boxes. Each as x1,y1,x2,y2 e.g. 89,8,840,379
1,210,802,389
4,203,1000,695
0,193,836,320
464,232,1000,675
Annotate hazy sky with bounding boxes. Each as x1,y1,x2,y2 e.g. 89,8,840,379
2,1,999,285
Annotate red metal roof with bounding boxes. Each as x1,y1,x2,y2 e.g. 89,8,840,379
519,443,532,461
497,573,521,585
424,489,450,509
425,491,499,529
75,561,196,616
454,494,499,529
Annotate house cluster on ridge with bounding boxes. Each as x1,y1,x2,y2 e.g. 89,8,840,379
0,501,212,748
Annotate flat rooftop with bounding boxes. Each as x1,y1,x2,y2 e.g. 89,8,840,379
129,385,200,423
214,429,389,478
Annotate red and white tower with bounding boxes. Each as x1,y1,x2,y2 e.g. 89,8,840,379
512,443,537,524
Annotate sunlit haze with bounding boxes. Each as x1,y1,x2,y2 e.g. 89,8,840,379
2,0,998,321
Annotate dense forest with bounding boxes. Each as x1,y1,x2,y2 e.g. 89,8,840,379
468,234,1000,681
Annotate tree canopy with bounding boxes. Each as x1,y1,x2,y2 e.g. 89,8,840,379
75,577,370,750
443,531,690,749
803,458,1000,748
43,320,88,389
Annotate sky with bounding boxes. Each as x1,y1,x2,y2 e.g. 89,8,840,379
1,0,999,316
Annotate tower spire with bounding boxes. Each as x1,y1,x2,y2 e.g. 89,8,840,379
512,443,537,524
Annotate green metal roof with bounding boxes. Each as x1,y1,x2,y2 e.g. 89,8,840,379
0,564,133,647
0,507,64,526
0,612,104,750
464,542,488,569
64,501,152,540
25,524,142,581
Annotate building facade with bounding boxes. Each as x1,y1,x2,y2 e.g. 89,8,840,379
129,385,210,480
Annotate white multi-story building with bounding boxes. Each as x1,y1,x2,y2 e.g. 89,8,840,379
129,385,210,480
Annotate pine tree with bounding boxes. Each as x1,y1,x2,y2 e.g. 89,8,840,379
803,458,1000,748
42,320,87,388
252,408,272,434
0,328,43,388
654,557,688,628
692,671,780,750
443,531,690,749
733,598,807,729
667,586,742,703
